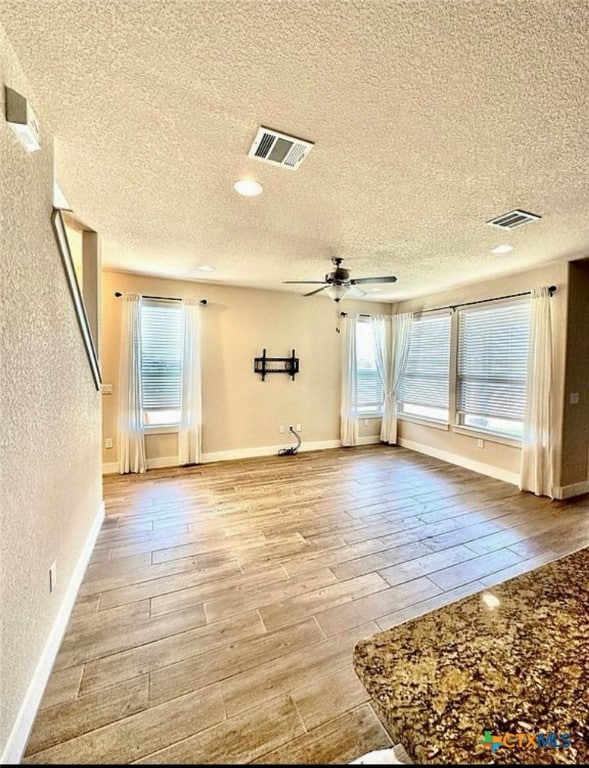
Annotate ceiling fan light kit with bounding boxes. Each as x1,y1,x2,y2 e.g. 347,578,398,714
284,258,397,302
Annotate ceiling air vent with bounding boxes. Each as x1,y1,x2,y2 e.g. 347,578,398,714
487,209,541,229
248,126,314,170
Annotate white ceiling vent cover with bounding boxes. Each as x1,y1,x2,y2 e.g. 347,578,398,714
248,127,314,170
487,209,541,229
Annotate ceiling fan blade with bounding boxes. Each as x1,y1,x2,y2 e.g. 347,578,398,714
350,276,398,285
303,285,329,297
283,281,327,285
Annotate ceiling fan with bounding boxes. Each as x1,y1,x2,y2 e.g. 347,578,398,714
284,258,397,302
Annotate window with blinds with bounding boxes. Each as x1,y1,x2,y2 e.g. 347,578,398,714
140,299,184,427
457,300,530,439
398,312,451,422
356,319,383,414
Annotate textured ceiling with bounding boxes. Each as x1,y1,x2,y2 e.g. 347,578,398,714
1,0,588,301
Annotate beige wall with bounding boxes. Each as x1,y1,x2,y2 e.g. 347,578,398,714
0,25,102,756
561,259,589,487
393,261,569,485
101,271,390,465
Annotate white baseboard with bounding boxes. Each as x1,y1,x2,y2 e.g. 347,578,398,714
102,437,383,474
398,437,520,486
553,480,589,500
1,500,105,765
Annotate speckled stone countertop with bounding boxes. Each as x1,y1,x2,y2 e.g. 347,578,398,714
353,548,588,764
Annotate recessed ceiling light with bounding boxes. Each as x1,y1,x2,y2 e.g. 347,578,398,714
197,265,215,272
491,244,514,254
234,179,263,197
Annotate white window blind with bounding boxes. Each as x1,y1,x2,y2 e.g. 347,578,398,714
356,319,383,414
140,299,183,427
398,312,451,422
457,300,530,438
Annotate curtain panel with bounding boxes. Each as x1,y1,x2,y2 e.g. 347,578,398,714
372,312,413,444
178,298,202,465
520,286,554,497
117,293,147,474
340,314,359,446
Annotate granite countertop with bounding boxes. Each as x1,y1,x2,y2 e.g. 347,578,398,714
353,548,588,764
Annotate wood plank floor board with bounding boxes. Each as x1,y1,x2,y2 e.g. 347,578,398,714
27,446,584,764
255,703,393,765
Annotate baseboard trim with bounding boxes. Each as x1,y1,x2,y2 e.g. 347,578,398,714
398,437,521,486
102,437,383,474
1,500,105,765
553,480,589,500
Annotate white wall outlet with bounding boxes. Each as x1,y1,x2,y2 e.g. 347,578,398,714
105,437,113,449
100,383,114,395
477,438,484,449
570,392,580,405
49,561,57,594
289,424,294,430
296,424,301,432
363,419,369,426
279,425,285,434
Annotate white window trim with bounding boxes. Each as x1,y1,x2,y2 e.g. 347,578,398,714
398,415,450,431
144,425,179,435
452,424,520,447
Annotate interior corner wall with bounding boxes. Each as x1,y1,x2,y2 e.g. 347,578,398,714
560,259,589,488
0,25,102,758
100,271,391,467
392,261,569,485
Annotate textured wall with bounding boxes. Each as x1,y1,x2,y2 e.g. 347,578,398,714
393,261,569,483
0,24,102,754
101,271,390,465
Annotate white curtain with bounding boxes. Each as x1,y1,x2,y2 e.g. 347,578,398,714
118,293,146,474
178,298,202,466
520,287,554,497
372,312,413,444
340,314,359,446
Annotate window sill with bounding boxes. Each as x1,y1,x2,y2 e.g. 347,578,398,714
398,416,449,431
358,413,382,420
144,426,179,435
452,425,521,448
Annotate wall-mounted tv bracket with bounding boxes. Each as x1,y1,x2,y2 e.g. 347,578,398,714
254,349,299,381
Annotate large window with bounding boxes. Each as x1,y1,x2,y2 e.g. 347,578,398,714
398,312,451,423
356,319,383,415
140,299,184,427
457,300,530,439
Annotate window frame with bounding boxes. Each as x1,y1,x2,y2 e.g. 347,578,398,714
397,310,452,426
397,297,530,445
139,297,184,432
355,316,384,417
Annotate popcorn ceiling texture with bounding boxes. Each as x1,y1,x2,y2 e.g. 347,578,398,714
0,22,102,754
1,1,588,300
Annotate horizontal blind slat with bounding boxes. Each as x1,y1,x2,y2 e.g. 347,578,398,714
399,314,451,409
140,302,183,412
457,300,530,422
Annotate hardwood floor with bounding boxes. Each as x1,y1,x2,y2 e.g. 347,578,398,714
23,446,588,764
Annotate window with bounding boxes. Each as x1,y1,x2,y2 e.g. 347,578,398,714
140,299,184,427
457,300,530,439
398,312,451,423
356,319,383,415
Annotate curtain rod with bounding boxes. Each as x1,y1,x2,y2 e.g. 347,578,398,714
416,285,557,314
340,286,558,318
114,291,207,305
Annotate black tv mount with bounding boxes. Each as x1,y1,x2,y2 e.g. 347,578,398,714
254,349,299,381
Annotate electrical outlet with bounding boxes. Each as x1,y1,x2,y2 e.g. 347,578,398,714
570,392,580,405
49,561,57,594
100,383,114,395
477,438,484,449
279,425,285,434
289,424,294,431
363,419,369,426
105,437,113,449
296,423,301,432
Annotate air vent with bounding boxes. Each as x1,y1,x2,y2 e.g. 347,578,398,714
248,126,314,170
487,209,541,229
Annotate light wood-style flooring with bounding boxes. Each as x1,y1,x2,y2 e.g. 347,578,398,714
23,446,589,764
